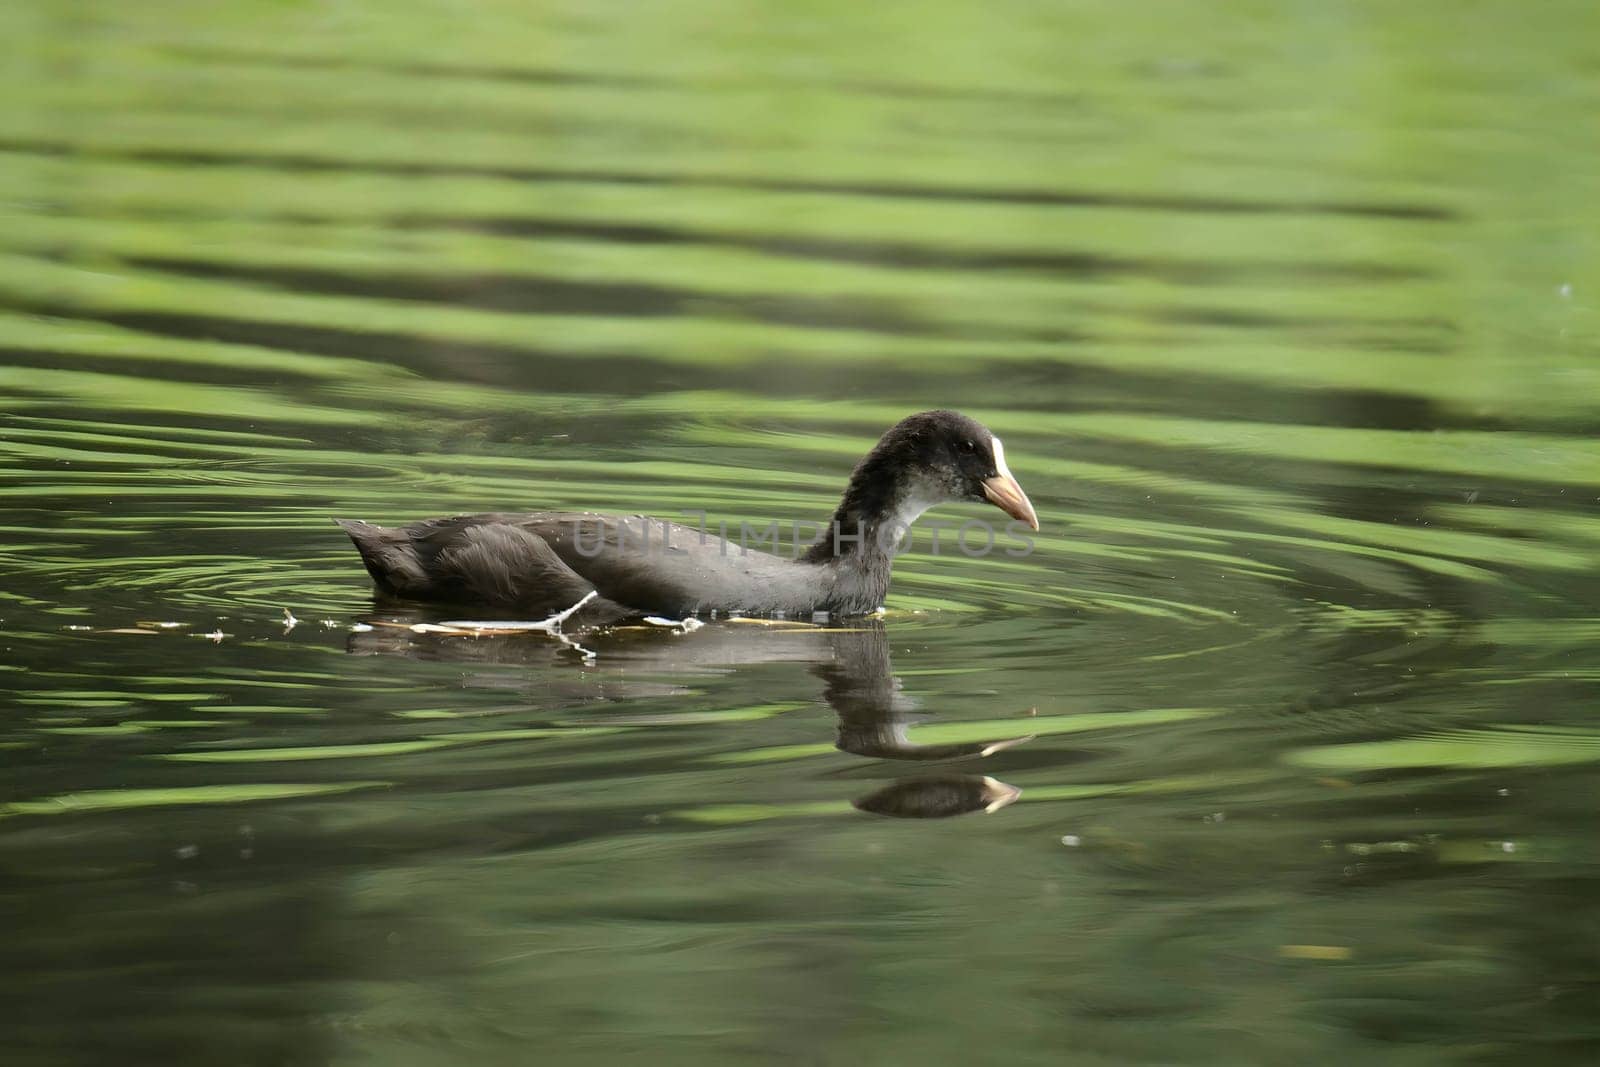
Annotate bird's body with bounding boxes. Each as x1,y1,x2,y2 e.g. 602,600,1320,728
338,411,1037,620
338,511,885,618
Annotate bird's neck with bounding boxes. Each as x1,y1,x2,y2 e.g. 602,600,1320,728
802,466,935,571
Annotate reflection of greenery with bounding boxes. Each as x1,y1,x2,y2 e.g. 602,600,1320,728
4,0,1600,1061
1291,726,1600,772
0,781,388,817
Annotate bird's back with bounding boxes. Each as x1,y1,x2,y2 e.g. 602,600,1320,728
337,512,858,617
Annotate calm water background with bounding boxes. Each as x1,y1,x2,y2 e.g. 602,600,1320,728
4,2,1600,1064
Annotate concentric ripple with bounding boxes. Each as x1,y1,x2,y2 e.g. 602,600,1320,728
4,2,1600,1061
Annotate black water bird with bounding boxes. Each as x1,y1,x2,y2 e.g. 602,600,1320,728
338,410,1038,619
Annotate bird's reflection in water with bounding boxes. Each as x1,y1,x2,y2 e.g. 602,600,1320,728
853,775,1021,818
819,626,1034,762
349,605,1027,818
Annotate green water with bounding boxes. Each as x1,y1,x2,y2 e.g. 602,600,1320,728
4,2,1600,1063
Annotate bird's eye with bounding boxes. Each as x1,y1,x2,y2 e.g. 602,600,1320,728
958,440,977,455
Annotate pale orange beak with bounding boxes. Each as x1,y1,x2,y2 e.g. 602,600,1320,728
981,436,1039,531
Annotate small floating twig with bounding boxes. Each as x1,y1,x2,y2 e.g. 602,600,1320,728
642,615,705,634
370,591,604,660
723,617,821,629
434,590,600,635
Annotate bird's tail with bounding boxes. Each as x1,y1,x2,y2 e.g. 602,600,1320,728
335,518,430,595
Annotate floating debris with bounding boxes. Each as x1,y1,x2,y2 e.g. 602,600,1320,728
376,592,607,661
138,621,187,630
642,615,705,634
1280,944,1352,961
281,608,299,633
422,620,549,633
349,623,373,633
724,616,821,628
99,628,159,636
195,629,229,643
436,590,598,635
1344,840,1420,856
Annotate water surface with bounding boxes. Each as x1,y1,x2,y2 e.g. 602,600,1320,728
4,2,1600,1064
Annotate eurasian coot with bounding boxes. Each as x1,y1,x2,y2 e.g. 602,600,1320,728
338,410,1037,618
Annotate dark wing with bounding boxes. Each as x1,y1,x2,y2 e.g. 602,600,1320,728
339,512,830,616
522,513,827,616
338,516,603,613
